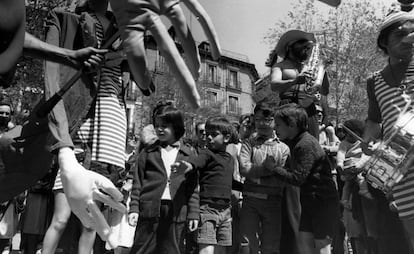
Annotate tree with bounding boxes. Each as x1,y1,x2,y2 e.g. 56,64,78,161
2,0,71,117
264,0,387,124
133,68,224,139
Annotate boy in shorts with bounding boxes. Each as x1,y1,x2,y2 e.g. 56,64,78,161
271,103,339,254
173,116,240,254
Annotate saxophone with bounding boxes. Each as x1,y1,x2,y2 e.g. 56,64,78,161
302,43,326,95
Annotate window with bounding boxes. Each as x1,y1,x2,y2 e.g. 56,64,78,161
206,91,218,106
228,70,238,88
228,96,239,113
156,51,167,73
208,64,217,84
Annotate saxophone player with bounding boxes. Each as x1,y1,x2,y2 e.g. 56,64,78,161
267,30,330,139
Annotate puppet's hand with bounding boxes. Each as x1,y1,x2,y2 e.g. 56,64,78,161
110,0,221,108
58,147,127,249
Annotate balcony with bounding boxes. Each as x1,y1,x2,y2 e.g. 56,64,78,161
200,75,221,87
153,60,168,74
227,106,241,116
125,90,139,101
225,79,241,92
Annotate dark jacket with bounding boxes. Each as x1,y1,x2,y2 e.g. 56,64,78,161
130,141,199,222
275,131,337,200
189,148,234,203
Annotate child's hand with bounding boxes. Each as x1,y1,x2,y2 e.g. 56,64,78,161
262,155,276,171
171,160,193,174
128,212,139,226
361,141,379,156
188,219,199,232
122,179,133,192
389,201,398,212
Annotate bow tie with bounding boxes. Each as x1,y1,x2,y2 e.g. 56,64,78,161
160,142,180,149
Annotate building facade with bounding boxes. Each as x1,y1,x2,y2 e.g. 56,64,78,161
125,33,259,136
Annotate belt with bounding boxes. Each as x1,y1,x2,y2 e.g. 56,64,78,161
161,200,173,206
243,191,268,200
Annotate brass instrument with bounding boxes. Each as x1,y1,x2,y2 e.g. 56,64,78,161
302,43,326,95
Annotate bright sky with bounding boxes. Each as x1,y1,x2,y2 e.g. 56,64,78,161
178,0,396,76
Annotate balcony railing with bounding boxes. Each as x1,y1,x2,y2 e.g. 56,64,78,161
225,79,241,90
227,105,241,115
126,91,139,101
200,75,221,86
154,60,168,74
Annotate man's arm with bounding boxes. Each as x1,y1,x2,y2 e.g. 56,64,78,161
364,77,382,143
23,32,107,69
270,65,297,93
270,65,306,94
363,120,382,143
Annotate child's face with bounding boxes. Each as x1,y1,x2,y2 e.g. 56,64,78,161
274,117,295,140
254,111,274,136
206,128,229,151
154,117,176,144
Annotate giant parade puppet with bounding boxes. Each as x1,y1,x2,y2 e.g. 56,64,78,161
0,0,345,248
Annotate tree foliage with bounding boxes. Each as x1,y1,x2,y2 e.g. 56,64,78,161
2,0,72,117
264,0,388,124
133,69,223,139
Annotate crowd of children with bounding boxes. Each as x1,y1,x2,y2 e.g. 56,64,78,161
0,96,413,254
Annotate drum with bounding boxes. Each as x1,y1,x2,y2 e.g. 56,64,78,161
363,111,414,193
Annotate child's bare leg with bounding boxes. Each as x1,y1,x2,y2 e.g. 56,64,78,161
199,244,215,254
298,231,316,254
315,238,332,254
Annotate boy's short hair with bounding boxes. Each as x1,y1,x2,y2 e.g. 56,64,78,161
239,113,253,124
343,119,365,137
254,103,274,117
152,101,185,140
0,97,12,109
231,121,240,132
274,103,308,132
205,116,238,143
